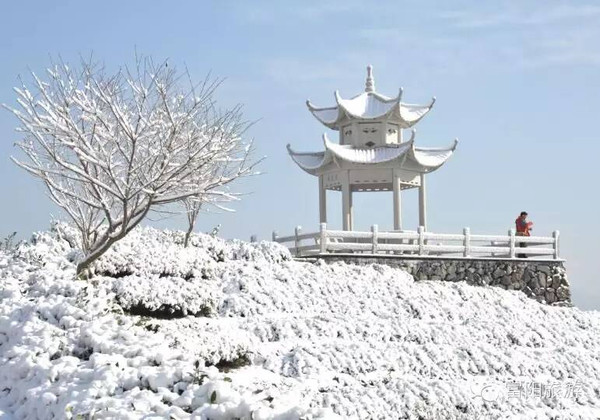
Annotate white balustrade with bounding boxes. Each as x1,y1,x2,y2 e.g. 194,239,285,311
273,223,561,260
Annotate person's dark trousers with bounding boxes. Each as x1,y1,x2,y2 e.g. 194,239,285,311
517,234,527,258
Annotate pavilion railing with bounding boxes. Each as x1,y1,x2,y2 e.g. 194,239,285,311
272,223,560,260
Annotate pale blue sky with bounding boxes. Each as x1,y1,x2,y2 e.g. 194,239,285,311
1,1,598,309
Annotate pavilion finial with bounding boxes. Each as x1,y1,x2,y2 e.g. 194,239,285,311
365,65,375,93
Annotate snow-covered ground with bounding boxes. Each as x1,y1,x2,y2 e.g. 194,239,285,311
1,226,599,419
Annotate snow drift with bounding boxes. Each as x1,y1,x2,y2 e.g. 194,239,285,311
0,226,599,419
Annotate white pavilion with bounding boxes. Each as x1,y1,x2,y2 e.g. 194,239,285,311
287,65,458,232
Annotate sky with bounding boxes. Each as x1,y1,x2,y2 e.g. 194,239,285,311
0,1,598,310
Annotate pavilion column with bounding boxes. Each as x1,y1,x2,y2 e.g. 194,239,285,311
418,173,427,231
349,187,354,230
392,172,402,231
318,175,327,223
342,171,352,231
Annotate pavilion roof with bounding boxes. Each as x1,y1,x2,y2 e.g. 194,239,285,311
287,131,458,176
306,66,435,130
307,91,435,130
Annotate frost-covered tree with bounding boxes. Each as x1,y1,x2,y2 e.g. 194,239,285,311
6,57,259,276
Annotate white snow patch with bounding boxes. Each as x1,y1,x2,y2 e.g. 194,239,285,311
0,226,599,419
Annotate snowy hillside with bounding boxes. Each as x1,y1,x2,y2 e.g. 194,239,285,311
1,226,599,419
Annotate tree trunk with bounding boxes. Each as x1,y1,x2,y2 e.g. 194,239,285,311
184,218,196,248
76,231,126,278
184,202,200,248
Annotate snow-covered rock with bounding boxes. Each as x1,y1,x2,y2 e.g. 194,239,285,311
0,227,599,419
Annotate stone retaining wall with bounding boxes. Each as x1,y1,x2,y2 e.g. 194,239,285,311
309,255,571,306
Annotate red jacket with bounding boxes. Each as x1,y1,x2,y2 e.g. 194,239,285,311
515,218,533,236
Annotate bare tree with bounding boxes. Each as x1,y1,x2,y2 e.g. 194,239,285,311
6,56,259,277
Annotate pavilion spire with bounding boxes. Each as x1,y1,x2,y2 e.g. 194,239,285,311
365,64,375,93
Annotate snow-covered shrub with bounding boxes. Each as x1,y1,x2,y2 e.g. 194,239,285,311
12,228,76,269
112,275,219,317
0,232,17,252
93,228,291,318
94,227,291,279
1,227,599,419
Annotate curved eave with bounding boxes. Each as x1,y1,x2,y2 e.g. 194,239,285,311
287,136,415,175
306,100,342,130
306,91,435,129
323,132,415,164
288,134,456,175
286,144,332,175
408,139,459,172
395,97,436,128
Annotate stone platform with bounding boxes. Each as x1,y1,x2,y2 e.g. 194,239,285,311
300,254,571,306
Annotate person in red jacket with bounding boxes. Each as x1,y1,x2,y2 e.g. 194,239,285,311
515,211,533,257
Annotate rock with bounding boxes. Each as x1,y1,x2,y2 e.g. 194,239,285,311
552,274,562,289
527,276,539,289
493,268,506,278
551,301,572,308
537,272,547,288
556,287,570,300
538,265,551,276
545,290,556,304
